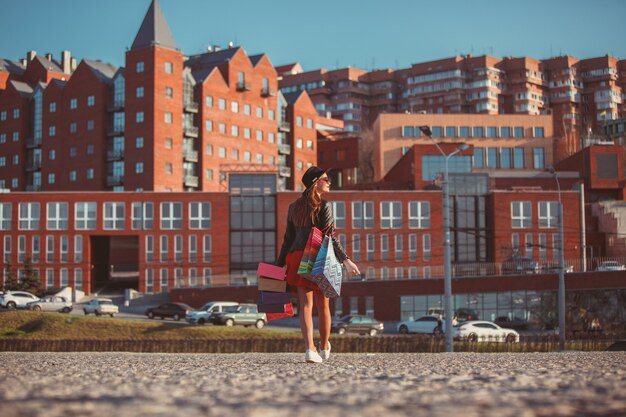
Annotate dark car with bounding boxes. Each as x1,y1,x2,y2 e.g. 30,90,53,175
494,316,528,330
331,315,384,336
145,302,192,321
501,256,539,275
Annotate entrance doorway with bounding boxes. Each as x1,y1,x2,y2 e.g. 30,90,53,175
90,236,139,294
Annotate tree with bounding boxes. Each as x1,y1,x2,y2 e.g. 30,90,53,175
3,260,18,291
358,128,376,184
21,257,41,296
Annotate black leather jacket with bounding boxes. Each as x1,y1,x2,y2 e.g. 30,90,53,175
276,198,348,267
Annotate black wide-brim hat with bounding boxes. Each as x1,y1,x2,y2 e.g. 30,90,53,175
302,166,330,189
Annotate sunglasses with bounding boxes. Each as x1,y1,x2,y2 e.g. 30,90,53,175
319,177,332,185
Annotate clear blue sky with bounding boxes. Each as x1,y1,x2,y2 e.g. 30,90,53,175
1,0,625,72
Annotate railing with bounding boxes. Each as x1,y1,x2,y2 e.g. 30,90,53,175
279,121,291,132
26,159,42,171
26,137,41,148
107,101,124,111
26,184,41,191
278,166,291,177
183,150,198,162
236,82,252,91
107,126,124,136
184,175,198,187
184,102,199,113
261,87,276,97
278,143,291,155
106,175,123,186
184,126,199,137
107,150,124,161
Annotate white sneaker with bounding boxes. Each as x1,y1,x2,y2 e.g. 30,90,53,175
319,341,331,361
305,349,323,363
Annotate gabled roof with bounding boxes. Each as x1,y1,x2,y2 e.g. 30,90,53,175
185,47,241,82
34,55,63,73
9,80,34,98
0,59,26,75
249,54,264,66
275,63,303,75
131,0,176,51
84,60,117,82
50,79,67,89
282,90,306,105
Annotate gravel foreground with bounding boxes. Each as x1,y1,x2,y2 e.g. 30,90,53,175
0,352,625,417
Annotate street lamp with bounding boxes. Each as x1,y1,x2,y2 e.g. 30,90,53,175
419,125,469,353
548,166,566,351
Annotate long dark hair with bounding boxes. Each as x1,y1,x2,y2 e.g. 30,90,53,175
292,186,321,227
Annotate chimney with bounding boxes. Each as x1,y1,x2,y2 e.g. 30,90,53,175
70,58,77,71
19,59,27,66
26,50,37,61
45,52,53,61
213,45,221,52
61,50,71,73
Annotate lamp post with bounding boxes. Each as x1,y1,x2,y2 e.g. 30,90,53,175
548,166,566,351
419,125,469,353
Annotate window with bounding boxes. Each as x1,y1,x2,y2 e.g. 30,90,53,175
146,236,154,262
486,126,498,137
218,147,226,158
395,235,403,261
381,201,402,229
136,137,144,148
48,173,55,184
514,127,524,138
175,235,183,263
256,107,263,118
408,201,430,229
135,162,144,173
86,144,94,154
381,234,389,261
533,127,545,138
0,111,6,120
206,96,213,107
352,234,361,262
75,202,97,230
297,116,303,127
445,126,456,137
403,126,415,137
203,235,212,262
219,123,226,134
366,234,375,261
513,148,525,168
409,234,417,261
104,202,125,230
49,126,56,137
31,236,40,263
160,202,182,229
160,268,168,291
74,235,83,263
243,128,251,139
472,126,484,137
46,235,54,263
206,120,213,132
189,236,197,264
165,163,173,174
423,234,431,261
47,202,68,230
75,268,83,290
132,202,153,230
500,148,511,169
231,125,239,137
296,138,302,148
4,236,11,263
69,147,77,157
19,203,40,230
70,99,77,109
60,235,69,263
533,148,545,169
136,61,144,73
136,112,144,123
12,132,19,142
164,62,173,74
164,112,173,124
307,118,313,128
165,137,173,149
331,201,345,229
473,147,484,168
231,101,239,113
165,87,173,98
0,203,11,230
136,87,144,98
189,202,211,229
352,201,374,229
218,98,226,110
511,201,531,229
87,95,95,106
501,127,511,137
538,233,547,260
486,148,498,168
539,201,559,228
459,126,470,137
160,235,168,263
257,130,263,141
46,269,53,288
86,169,94,180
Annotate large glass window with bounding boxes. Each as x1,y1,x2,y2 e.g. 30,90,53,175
19,203,40,230
514,127,524,138
473,148,484,168
408,201,430,229
160,202,182,229
486,148,498,168
381,201,402,229
75,202,96,230
132,202,153,230
539,201,558,228
533,148,545,169
472,126,484,137
500,148,511,169
0,203,11,230
422,155,472,181
513,148,525,169
46,202,68,230
103,202,125,230
189,202,211,229
331,201,345,229
459,126,470,137
352,201,374,229
512,201,532,229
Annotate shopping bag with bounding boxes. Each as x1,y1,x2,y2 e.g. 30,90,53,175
258,277,287,292
257,291,291,305
310,235,342,298
297,226,323,278
257,263,286,281
266,303,294,322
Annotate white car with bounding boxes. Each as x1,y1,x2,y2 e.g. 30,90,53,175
454,320,520,343
186,301,239,325
595,261,626,271
0,291,40,309
397,315,442,335
27,296,73,313
82,298,119,317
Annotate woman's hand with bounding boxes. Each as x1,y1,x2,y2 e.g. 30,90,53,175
343,258,361,278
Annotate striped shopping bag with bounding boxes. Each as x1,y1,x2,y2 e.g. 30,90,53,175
297,226,323,279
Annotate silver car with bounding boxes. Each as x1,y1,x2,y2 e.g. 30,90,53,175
0,291,40,309
27,296,73,313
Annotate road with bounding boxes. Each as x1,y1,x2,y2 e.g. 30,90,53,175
0,351,624,417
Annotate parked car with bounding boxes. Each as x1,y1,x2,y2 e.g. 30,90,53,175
494,316,528,330
0,291,40,309
595,261,626,271
82,298,119,317
543,261,574,274
186,301,240,325
501,256,540,274
454,320,520,343
210,304,267,328
427,308,479,322
397,315,442,335
27,296,73,313
145,302,192,321
331,315,384,336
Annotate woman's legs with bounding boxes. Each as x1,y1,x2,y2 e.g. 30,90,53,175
297,286,316,351
314,291,331,350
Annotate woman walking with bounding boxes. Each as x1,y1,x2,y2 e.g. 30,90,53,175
276,166,361,363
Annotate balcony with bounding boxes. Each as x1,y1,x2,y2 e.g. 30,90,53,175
107,126,124,136
278,143,291,155
26,159,42,172
26,137,42,149
261,87,277,97
184,101,199,113
107,150,124,161
278,166,291,177
107,175,123,186
183,150,198,162
26,184,41,191
279,121,291,132
236,81,252,91
184,126,199,138
107,101,124,111
184,174,199,187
